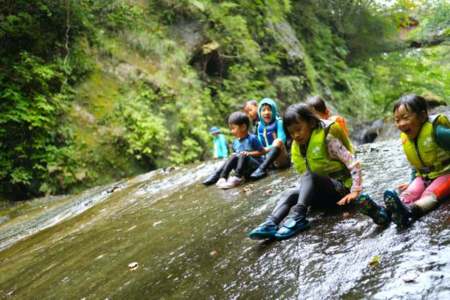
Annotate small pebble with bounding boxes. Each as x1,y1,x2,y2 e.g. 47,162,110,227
402,272,419,283
263,189,273,196
342,212,351,218
128,262,139,271
242,187,253,194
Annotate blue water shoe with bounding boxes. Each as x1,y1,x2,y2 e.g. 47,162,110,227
248,220,278,240
274,218,310,240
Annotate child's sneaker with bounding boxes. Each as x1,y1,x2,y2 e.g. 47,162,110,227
356,193,391,226
215,178,227,188
219,176,242,189
203,171,221,185
274,217,310,240
248,220,278,240
384,189,412,227
249,167,267,180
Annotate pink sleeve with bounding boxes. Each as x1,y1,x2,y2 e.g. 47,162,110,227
326,136,362,193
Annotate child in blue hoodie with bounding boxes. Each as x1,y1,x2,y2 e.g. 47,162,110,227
250,98,290,179
209,127,228,159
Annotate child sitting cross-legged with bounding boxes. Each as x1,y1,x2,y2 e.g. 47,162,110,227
202,112,265,189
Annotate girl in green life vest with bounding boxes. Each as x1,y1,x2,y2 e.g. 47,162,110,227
357,94,450,228
248,103,362,240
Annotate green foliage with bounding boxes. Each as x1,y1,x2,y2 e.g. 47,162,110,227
119,89,169,162
412,0,450,39
83,0,145,32
313,0,398,60
0,50,79,198
0,0,121,199
365,45,450,111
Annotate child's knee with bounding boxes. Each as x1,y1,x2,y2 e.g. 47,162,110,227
400,191,421,204
420,175,450,201
273,139,284,148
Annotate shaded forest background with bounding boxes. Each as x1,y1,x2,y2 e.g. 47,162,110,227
1,0,449,200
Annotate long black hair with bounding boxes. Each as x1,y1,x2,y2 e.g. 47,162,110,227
393,94,428,117
283,103,321,133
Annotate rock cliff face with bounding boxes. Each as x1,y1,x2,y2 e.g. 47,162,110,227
0,127,449,298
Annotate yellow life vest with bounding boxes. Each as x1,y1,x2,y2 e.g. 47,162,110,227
401,114,450,179
291,121,354,188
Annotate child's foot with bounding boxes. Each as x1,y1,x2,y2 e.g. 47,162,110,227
384,190,412,227
274,217,310,240
355,193,391,226
248,220,278,240
219,176,242,189
215,178,227,188
203,172,220,185
249,167,267,180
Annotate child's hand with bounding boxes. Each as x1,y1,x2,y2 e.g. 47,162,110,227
337,191,360,206
240,151,249,157
397,183,408,191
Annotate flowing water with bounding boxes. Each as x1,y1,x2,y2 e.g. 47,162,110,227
0,139,449,299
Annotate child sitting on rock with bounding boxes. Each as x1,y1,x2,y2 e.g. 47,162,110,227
306,95,350,137
203,112,265,189
243,99,259,133
209,127,228,159
248,103,362,240
357,94,450,227
249,98,290,180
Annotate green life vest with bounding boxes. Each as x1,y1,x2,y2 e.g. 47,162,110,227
402,114,450,179
291,121,354,188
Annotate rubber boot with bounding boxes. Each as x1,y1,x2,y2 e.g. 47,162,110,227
355,193,391,226
250,147,280,180
410,194,439,219
202,170,221,186
383,189,412,227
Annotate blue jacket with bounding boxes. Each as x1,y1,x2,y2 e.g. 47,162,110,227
256,98,287,148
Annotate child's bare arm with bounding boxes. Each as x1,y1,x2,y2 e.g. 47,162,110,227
241,150,265,157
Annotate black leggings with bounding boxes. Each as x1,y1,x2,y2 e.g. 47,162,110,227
219,154,261,179
268,172,349,224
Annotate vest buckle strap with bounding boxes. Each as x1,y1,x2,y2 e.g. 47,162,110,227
328,170,350,180
419,158,450,175
419,166,432,174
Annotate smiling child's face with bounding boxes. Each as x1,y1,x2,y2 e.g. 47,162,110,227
394,104,427,140
261,105,273,124
287,119,314,145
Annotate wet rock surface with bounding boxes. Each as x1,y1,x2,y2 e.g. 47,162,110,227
0,139,449,299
